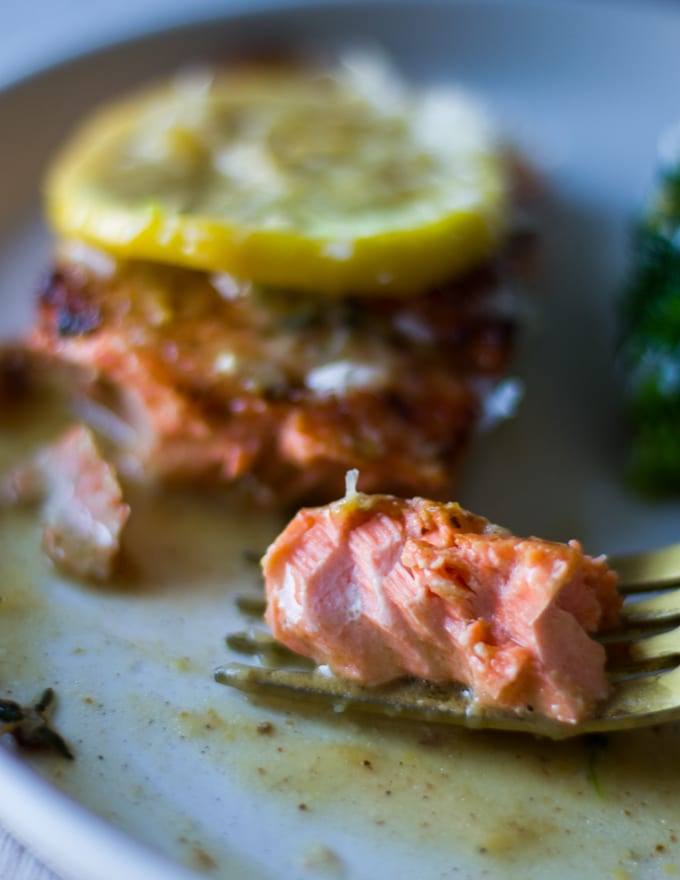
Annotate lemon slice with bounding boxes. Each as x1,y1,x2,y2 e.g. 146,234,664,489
46,62,508,295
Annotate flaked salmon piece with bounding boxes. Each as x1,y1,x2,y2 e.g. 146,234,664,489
262,483,621,723
3,425,129,581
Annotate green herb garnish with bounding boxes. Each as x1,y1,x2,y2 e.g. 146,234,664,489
620,159,680,493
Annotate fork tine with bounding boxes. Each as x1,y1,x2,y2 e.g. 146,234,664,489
216,662,680,737
214,662,574,738
603,627,680,675
609,541,680,593
233,590,680,635
225,630,316,668
235,595,267,617
619,587,680,628
228,626,680,676
238,546,680,603
578,666,680,733
234,562,680,608
615,628,680,669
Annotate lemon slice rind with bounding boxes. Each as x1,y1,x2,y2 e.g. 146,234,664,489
46,70,508,296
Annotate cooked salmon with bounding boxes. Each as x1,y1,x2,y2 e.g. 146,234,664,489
26,253,515,505
262,480,621,723
3,425,129,581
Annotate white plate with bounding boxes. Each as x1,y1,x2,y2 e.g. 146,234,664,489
2,2,680,879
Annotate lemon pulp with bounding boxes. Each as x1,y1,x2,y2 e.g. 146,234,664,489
46,61,508,295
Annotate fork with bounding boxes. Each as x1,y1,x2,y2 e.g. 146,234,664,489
214,542,680,739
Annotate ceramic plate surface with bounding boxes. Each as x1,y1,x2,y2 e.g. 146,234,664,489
2,2,680,879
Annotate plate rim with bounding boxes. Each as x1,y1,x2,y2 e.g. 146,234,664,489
0,745,201,880
4,0,680,96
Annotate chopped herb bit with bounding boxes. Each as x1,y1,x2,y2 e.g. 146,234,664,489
0,688,73,760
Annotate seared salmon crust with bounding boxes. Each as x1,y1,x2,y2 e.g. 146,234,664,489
28,255,515,505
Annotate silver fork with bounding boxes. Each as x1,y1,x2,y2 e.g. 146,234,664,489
215,542,680,738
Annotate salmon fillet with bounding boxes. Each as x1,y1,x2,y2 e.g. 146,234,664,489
263,484,621,723
25,253,515,505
